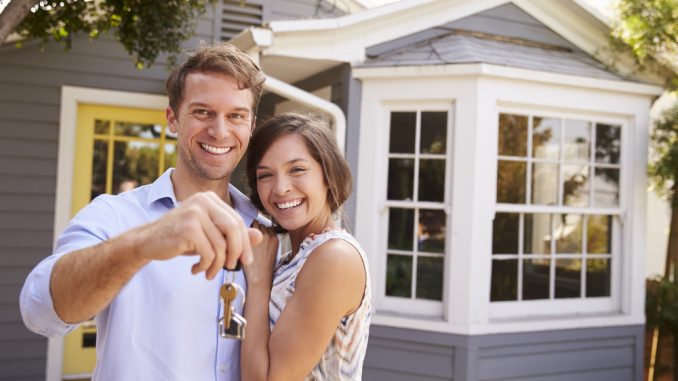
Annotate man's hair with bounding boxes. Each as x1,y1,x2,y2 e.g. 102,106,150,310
247,113,352,219
166,41,266,116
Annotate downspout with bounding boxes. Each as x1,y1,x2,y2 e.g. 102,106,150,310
263,75,347,154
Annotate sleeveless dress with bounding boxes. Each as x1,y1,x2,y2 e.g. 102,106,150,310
269,229,371,381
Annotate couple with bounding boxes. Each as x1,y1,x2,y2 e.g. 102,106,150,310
20,42,371,380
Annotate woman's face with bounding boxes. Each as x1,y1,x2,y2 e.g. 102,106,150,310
255,133,332,236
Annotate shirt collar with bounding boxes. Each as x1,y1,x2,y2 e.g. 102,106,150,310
146,168,268,226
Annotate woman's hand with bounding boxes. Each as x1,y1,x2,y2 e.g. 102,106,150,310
243,221,278,285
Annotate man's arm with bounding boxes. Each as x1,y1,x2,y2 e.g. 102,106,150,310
23,191,262,329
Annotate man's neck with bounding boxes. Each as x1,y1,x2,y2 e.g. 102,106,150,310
171,168,232,206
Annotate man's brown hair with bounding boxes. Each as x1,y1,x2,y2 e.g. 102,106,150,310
166,41,266,117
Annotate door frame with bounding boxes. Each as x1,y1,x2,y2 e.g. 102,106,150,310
49,86,168,381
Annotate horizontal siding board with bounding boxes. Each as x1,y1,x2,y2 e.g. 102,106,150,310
363,368,450,381
0,231,54,248
0,285,23,304
0,358,46,379
0,267,33,286
0,304,26,322
0,339,47,361
490,367,634,381
0,212,55,229
480,337,635,357
0,83,60,105
0,248,50,267
365,336,454,379
0,139,58,160
0,63,164,95
0,177,56,196
0,120,58,141
478,345,634,380
0,158,57,177
0,103,59,124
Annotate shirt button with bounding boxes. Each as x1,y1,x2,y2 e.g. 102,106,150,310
220,364,227,372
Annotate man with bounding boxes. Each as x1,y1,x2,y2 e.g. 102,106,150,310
20,42,266,380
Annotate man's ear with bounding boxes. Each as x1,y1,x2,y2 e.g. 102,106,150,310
167,107,178,134
250,116,257,132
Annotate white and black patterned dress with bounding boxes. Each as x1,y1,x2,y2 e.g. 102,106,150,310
269,229,371,381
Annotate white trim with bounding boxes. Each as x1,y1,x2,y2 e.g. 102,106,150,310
353,63,665,96
50,86,168,381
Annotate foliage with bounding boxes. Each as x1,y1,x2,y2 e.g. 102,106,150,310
647,277,678,333
649,103,678,206
15,0,211,68
611,0,678,90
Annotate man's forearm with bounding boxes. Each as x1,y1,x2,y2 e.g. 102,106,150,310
51,227,150,323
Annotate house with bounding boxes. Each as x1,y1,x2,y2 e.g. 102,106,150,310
0,0,670,380
231,0,671,380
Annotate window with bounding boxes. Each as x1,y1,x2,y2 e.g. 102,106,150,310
492,112,621,305
382,110,450,314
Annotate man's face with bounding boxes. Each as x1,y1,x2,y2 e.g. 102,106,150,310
167,72,254,183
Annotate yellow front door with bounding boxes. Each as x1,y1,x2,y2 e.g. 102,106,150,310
62,104,174,379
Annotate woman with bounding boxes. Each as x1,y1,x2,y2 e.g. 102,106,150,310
241,113,371,380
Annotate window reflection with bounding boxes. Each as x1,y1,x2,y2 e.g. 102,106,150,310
531,162,558,205
115,122,160,139
418,209,445,253
416,257,443,300
498,114,528,157
555,214,583,254
523,259,550,300
493,213,519,254
420,112,447,154
564,120,590,162
586,259,611,297
91,141,108,200
491,259,518,301
387,159,414,200
389,112,416,153
587,215,612,254
555,259,581,298
524,213,551,255
419,159,445,202
533,117,560,160
112,141,160,194
497,160,526,204
593,167,619,207
562,165,589,207
595,123,620,164
388,208,414,251
386,255,412,297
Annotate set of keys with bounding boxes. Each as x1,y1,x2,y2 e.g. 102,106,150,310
219,271,247,340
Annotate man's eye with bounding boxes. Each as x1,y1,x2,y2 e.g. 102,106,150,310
229,113,246,119
193,109,210,116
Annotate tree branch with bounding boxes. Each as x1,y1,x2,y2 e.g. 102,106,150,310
0,0,40,45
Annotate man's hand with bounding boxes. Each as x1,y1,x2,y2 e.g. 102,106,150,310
134,191,263,279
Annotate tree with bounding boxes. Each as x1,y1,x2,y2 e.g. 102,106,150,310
0,0,212,68
612,1,678,380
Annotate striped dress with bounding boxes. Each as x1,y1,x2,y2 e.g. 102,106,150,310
269,229,371,381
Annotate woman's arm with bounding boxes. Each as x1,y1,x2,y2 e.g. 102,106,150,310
242,238,366,381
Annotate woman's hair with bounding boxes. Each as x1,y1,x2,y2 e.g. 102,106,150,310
246,113,352,222
166,41,266,117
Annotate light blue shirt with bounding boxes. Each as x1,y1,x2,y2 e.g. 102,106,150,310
20,169,264,381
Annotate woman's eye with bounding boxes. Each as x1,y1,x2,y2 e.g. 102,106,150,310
291,167,306,173
257,173,271,180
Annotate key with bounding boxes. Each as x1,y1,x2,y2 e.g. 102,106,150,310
220,283,238,330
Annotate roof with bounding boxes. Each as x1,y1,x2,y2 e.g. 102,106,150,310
361,28,627,82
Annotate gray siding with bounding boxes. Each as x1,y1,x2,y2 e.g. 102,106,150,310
364,325,643,381
0,5,216,379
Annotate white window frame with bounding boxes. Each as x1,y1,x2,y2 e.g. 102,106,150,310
373,101,455,318
489,105,627,319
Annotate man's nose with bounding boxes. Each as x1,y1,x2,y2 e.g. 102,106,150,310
208,116,232,140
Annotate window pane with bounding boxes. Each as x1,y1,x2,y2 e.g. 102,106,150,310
498,114,528,157
388,208,414,251
386,254,412,297
555,214,583,254
418,209,446,253
493,213,519,254
94,119,110,135
112,141,160,194
531,162,558,205
523,258,550,300
389,112,416,153
420,112,447,154
491,259,518,301
563,120,591,162
595,123,620,164
497,160,526,204
533,117,560,160
587,215,612,254
115,122,161,139
387,159,414,200
164,144,177,172
562,164,589,207
416,257,443,300
555,259,581,298
586,259,611,297
419,159,445,202
593,167,619,207
524,213,551,255
91,140,108,200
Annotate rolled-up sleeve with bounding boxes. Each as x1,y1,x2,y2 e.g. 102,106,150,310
19,196,117,337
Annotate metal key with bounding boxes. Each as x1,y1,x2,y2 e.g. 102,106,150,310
218,280,247,339
220,283,237,330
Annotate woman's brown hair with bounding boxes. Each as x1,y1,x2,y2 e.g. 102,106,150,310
246,113,352,224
